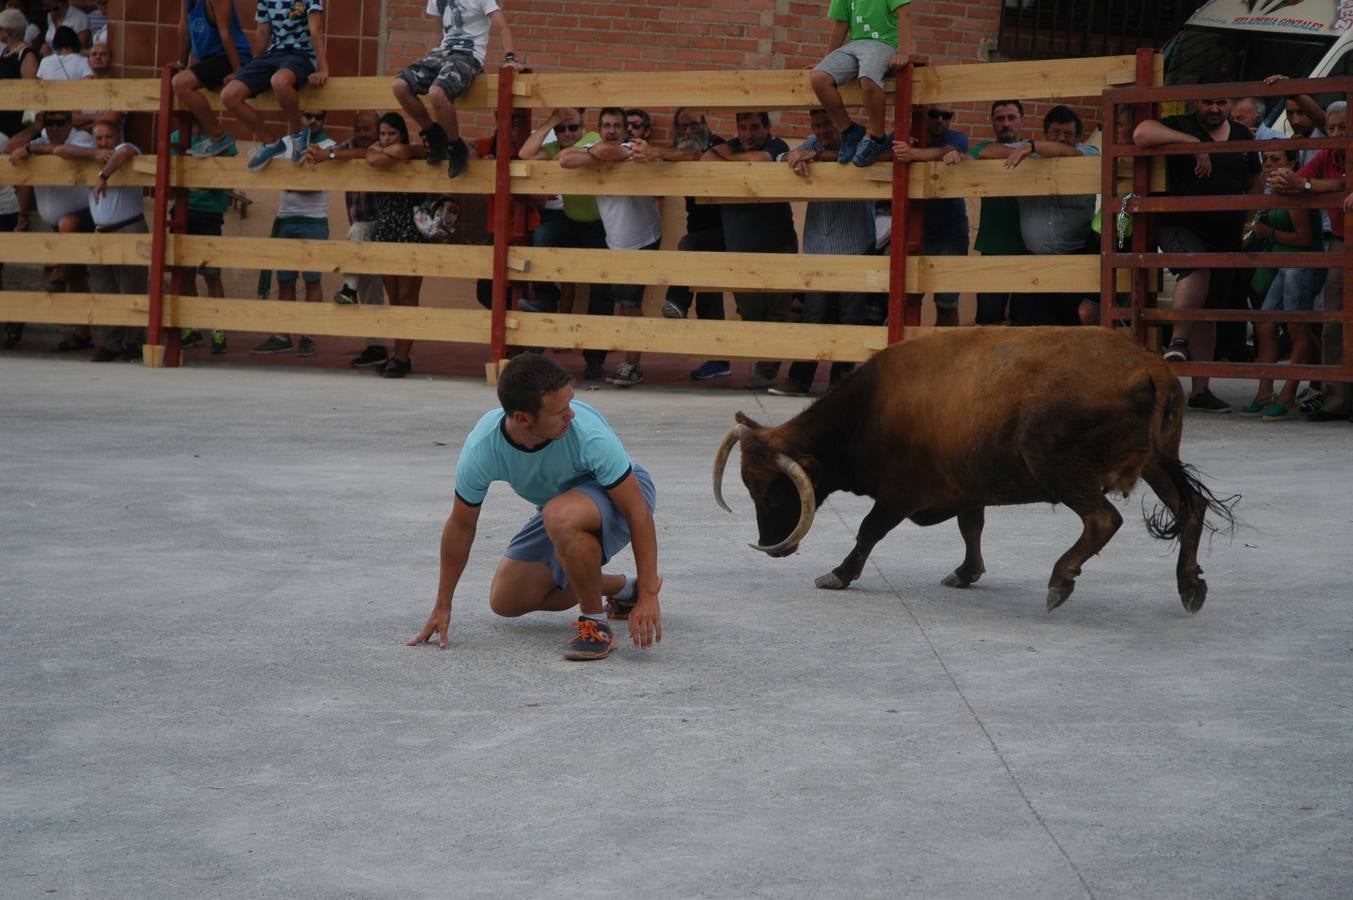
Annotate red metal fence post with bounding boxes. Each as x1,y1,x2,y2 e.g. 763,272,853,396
1130,47,1155,348
488,67,515,368
145,64,176,366
887,61,914,344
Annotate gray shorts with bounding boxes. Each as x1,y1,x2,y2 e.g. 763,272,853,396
397,47,483,99
815,39,895,88
504,464,656,589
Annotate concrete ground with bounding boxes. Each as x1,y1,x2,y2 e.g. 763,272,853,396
2,352,1351,899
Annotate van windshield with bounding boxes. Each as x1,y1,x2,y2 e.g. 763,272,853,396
1163,26,1333,85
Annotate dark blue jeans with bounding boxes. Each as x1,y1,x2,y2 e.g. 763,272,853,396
665,227,726,320
786,291,870,390
531,209,607,312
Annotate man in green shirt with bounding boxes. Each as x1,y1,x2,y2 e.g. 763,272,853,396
811,0,912,168
970,99,1030,324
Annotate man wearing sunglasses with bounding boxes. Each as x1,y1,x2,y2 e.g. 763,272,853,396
893,103,968,326
519,106,608,320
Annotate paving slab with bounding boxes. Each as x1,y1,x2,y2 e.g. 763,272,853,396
2,357,1351,899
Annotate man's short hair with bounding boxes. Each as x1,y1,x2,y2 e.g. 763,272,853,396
92,119,122,139
736,111,771,128
598,107,625,125
498,354,574,416
1327,100,1347,118
672,106,705,128
1043,105,1082,136
991,99,1024,116
1235,96,1266,118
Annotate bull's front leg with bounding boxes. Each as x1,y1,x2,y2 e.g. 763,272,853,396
815,502,908,590
941,507,986,588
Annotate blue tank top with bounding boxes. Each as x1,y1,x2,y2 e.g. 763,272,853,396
186,0,252,66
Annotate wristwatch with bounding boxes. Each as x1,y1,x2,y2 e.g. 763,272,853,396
328,148,336,160
1303,179,1312,192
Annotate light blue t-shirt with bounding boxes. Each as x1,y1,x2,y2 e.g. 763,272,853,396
454,400,633,508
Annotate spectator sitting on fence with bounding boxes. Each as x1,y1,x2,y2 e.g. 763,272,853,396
391,0,521,180
971,99,1031,325
306,109,388,368
892,101,968,326
170,122,234,354
1239,147,1325,422
655,106,732,382
8,110,96,352
172,0,252,158
703,111,797,391
363,112,429,380
35,25,89,80
518,106,608,318
250,109,335,358
771,107,877,397
38,0,88,55
1268,100,1350,423
558,107,662,387
66,119,147,362
992,104,1101,326
810,0,911,168
1135,97,1261,414
226,0,329,171
1231,96,1280,141
407,353,662,661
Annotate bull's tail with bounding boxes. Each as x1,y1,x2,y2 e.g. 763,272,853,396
1143,453,1239,541
1141,373,1239,540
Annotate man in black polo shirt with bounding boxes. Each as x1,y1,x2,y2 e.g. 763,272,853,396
1134,98,1262,413
703,112,798,391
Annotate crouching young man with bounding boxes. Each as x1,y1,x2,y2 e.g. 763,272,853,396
409,354,662,660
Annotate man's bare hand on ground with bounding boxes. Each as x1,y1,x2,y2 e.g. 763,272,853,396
627,576,663,649
408,605,451,649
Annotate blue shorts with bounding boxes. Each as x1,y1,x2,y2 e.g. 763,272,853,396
274,217,329,283
1261,266,1326,312
232,49,315,97
504,464,656,589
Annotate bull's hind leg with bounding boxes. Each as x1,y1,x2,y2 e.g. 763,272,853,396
1142,458,1208,613
1046,494,1123,611
815,501,908,590
942,507,986,588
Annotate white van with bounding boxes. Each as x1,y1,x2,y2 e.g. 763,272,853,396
1164,0,1353,120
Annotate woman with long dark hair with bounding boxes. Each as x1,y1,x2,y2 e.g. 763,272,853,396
367,112,428,379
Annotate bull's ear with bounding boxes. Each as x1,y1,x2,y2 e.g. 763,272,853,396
735,411,763,429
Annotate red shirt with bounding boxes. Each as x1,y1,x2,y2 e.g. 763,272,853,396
1298,149,1346,240
474,136,540,241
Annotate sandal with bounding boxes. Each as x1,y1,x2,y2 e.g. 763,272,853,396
52,334,94,352
1238,394,1274,417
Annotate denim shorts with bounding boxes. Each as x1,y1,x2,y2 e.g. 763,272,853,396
232,49,315,97
275,217,329,283
1262,266,1326,312
504,464,656,590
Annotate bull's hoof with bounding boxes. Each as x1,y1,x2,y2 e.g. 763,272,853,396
815,571,851,590
942,568,982,589
1180,579,1208,614
1046,584,1074,611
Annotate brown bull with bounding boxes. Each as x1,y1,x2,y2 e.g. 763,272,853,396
713,327,1236,612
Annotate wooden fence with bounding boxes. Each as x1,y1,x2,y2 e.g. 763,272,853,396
0,55,1163,375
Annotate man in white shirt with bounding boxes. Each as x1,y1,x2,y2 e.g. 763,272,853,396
558,107,662,386
251,110,336,357
61,119,146,360
8,110,97,351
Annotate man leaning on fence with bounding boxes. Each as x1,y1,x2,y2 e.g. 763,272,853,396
772,108,877,397
971,99,1030,325
557,107,662,387
1268,100,1351,424
703,111,798,391
1134,97,1262,415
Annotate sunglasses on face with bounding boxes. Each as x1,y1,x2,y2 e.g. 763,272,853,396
927,109,954,120
301,113,325,121
626,121,646,129
555,123,581,132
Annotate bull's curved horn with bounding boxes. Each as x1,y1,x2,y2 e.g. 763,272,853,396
712,424,748,512
749,453,817,555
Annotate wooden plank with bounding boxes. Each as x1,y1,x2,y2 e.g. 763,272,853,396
5,232,151,265
170,235,494,280
162,296,495,342
0,291,147,326
124,154,498,195
0,55,1154,119
0,156,152,188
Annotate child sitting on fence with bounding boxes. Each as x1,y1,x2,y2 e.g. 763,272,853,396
391,0,521,179
223,0,329,171
810,0,911,169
